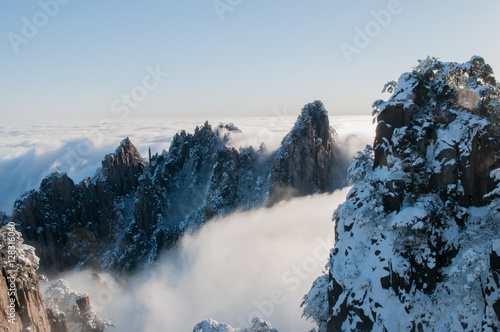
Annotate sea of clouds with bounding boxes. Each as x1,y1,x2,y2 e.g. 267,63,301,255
5,115,375,331
47,189,351,331
0,115,374,213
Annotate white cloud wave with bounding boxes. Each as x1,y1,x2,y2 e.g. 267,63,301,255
47,188,351,332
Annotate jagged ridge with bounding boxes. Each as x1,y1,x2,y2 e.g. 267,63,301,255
9,101,342,273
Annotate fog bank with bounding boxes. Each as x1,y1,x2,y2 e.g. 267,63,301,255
49,188,351,332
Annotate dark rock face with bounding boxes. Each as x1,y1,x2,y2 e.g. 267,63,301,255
102,137,145,196
11,141,141,272
12,173,76,271
0,211,11,225
12,171,119,272
11,102,344,273
373,58,500,209
303,57,500,331
270,101,337,204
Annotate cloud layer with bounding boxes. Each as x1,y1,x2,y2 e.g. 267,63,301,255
5,116,375,330
48,188,351,332
0,116,374,213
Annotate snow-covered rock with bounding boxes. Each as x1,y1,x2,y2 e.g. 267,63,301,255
101,137,146,197
0,223,112,332
44,279,113,332
0,223,66,331
304,56,500,331
193,317,278,332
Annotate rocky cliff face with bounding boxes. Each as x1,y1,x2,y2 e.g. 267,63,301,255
270,101,337,204
10,138,147,273
10,102,343,273
303,56,500,331
0,223,112,332
101,137,146,196
0,223,66,331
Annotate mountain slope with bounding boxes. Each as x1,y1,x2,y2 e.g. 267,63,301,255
10,101,344,273
270,101,339,204
303,56,500,331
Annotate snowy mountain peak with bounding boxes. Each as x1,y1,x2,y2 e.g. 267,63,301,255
290,100,331,145
373,55,500,208
109,136,144,166
303,57,500,331
300,100,327,118
270,100,339,204
102,137,146,197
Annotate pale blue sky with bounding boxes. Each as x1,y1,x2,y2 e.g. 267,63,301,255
1,0,499,122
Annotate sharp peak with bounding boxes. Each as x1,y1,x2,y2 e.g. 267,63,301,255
195,120,212,131
117,137,138,150
176,121,215,138
291,100,330,130
119,137,132,146
277,100,334,149
300,100,327,115
45,170,66,178
110,137,142,159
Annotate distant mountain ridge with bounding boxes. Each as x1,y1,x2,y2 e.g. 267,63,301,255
8,100,348,273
